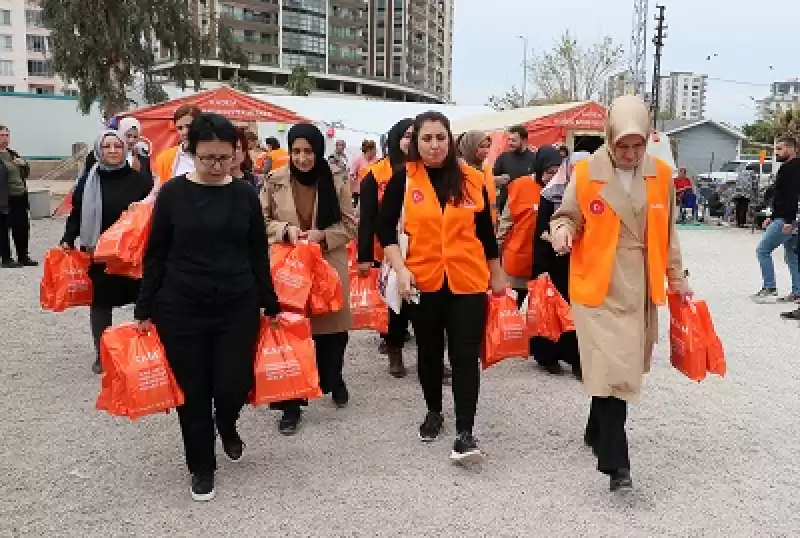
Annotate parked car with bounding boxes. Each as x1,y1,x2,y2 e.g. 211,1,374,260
697,160,776,187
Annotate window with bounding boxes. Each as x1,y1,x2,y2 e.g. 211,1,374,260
282,31,325,55
283,11,325,34
26,35,47,53
0,85,13,92
32,85,54,94
0,60,13,76
0,10,10,26
25,10,44,28
63,89,79,97
0,34,10,51
27,60,53,77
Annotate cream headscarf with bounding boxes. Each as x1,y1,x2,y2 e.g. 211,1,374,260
457,131,490,168
603,95,651,167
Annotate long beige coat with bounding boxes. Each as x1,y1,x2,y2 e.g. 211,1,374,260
551,152,687,402
260,166,357,335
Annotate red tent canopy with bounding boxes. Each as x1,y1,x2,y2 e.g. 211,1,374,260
118,87,309,159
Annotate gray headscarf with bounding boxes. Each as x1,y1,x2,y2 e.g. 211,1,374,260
80,130,128,249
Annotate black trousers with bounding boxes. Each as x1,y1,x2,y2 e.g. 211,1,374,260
409,286,486,433
384,305,409,348
733,197,749,227
0,194,30,261
273,331,349,413
153,299,261,475
89,306,113,358
585,396,630,474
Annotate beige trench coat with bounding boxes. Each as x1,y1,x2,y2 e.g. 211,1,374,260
260,166,357,335
551,153,687,402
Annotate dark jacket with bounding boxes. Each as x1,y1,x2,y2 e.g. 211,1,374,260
532,196,569,299
0,148,30,214
771,158,800,222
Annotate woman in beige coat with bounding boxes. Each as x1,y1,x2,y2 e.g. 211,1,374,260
550,96,692,492
260,123,357,435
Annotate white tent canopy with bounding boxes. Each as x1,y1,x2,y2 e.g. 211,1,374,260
450,102,591,134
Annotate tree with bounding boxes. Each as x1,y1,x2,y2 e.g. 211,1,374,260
285,66,316,97
42,0,248,116
230,72,252,93
742,120,778,145
486,86,572,111
143,74,169,105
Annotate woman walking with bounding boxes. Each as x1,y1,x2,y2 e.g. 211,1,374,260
530,146,581,378
349,139,379,207
550,96,691,491
60,131,153,374
134,113,280,501
377,111,508,464
456,130,496,225
231,127,259,190
260,123,356,435
117,117,153,182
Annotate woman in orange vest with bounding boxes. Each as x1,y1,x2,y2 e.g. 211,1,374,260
377,111,508,465
456,131,497,225
550,96,692,492
357,118,414,377
257,137,290,176
153,104,201,186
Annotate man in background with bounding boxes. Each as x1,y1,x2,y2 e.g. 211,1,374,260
753,136,800,304
492,125,538,213
0,125,36,268
259,137,289,176
329,139,348,172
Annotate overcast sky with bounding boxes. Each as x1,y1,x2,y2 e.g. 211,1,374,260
450,0,795,126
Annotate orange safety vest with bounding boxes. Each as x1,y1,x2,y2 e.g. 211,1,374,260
369,158,393,262
268,148,290,171
569,158,672,307
403,161,489,294
154,146,180,185
482,162,498,225
501,175,541,278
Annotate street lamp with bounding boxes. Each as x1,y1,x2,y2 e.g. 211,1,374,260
518,35,528,106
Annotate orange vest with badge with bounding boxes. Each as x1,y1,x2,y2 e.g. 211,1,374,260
482,162,498,225
403,161,489,294
268,148,290,171
154,146,179,185
569,158,672,307
501,176,541,278
370,158,394,262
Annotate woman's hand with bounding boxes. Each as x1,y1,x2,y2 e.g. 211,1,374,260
357,262,372,277
489,265,510,295
301,229,325,244
551,225,574,255
60,242,73,250
134,319,152,333
285,225,302,245
668,280,694,303
397,266,414,301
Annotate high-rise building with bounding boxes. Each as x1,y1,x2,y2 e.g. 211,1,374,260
152,0,453,103
0,0,74,95
756,79,800,121
658,72,707,120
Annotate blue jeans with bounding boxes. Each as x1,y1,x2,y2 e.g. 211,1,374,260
756,218,800,293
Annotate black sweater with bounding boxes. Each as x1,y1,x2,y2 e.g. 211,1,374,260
376,167,499,260
357,171,380,263
771,158,800,222
134,175,279,320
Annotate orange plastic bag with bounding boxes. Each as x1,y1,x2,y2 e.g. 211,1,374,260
270,243,315,313
525,275,574,341
668,294,709,382
309,244,344,316
105,259,143,279
481,290,529,369
94,202,153,265
251,313,323,406
694,300,726,376
95,323,185,420
350,269,389,333
40,248,93,312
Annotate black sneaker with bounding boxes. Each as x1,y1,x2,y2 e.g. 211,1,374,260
780,308,800,321
450,431,484,465
220,429,245,463
418,412,444,442
572,363,583,381
610,468,633,492
378,340,389,355
190,471,215,501
279,410,302,436
752,288,778,303
542,362,564,375
1,259,21,268
18,257,38,267
332,383,349,409
777,292,800,303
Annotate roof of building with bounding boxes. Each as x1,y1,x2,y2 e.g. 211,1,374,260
660,118,746,140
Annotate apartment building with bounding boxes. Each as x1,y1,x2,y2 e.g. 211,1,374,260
0,0,73,94
658,71,708,120
153,0,453,103
756,79,800,121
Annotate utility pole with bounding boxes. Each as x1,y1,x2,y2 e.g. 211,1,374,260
518,35,528,107
650,5,667,127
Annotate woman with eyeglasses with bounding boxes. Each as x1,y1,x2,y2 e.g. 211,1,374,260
60,130,153,374
134,113,280,502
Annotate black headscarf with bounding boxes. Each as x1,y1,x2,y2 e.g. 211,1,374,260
386,118,413,169
534,145,564,186
288,123,341,230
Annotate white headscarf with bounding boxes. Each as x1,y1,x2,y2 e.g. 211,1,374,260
80,131,128,249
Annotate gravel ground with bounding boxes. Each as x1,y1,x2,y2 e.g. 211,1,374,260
1,218,799,538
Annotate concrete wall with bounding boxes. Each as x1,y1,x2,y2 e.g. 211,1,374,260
0,93,104,158
671,123,740,178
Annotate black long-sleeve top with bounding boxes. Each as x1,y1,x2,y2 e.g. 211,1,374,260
133,175,279,320
376,166,499,260
61,165,153,247
357,171,380,263
771,158,800,222
532,196,570,300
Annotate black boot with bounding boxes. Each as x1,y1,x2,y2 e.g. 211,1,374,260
387,347,407,378
609,468,633,491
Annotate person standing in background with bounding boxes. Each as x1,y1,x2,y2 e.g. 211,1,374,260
117,117,153,183
457,131,496,225
752,136,800,304
231,127,259,190
492,125,538,214
731,167,752,228
349,139,378,207
153,105,201,186
259,137,290,176
0,125,36,268
329,139,348,172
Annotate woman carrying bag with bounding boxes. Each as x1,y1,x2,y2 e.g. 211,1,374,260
377,111,508,464
60,130,153,374
260,123,357,435
549,96,691,492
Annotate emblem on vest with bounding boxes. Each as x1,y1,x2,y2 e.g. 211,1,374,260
411,189,425,204
589,199,605,215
